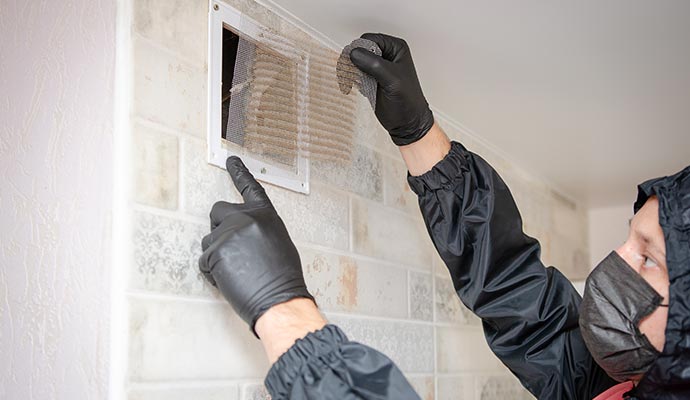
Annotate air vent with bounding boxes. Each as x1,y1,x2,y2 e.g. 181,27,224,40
208,2,309,193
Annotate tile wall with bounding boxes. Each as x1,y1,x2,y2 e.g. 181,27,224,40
126,0,590,398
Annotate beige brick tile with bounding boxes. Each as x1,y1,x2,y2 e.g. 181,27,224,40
351,198,433,269
132,124,178,209
407,375,434,400
383,158,419,215
133,38,206,136
128,297,268,381
128,384,240,400
433,248,450,278
300,248,408,318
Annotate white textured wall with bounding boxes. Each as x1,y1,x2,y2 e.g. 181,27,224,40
0,0,116,399
588,204,632,267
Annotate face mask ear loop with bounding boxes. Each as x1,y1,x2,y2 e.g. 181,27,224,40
633,291,665,327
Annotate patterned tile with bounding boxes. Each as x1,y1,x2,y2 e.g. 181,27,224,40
327,314,434,373
132,124,178,210
131,211,212,297
182,138,242,218
242,383,271,400
409,271,433,321
133,0,207,65
264,183,349,250
311,143,383,202
435,277,480,325
354,95,398,157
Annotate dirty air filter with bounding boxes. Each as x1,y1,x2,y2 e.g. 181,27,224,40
336,38,381,110
224,31,303,172
221,24,371,168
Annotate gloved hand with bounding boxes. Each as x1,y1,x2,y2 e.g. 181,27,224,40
199,156,314,336
349,33,434,146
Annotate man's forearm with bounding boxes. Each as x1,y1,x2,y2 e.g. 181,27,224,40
398,121,452,176
255,298,327,364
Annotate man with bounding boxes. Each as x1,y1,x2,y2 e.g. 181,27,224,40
199,33,690,399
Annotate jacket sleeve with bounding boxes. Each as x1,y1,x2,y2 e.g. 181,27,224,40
265,324,421,400
407,141,616,399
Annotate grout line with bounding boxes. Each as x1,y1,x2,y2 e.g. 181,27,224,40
127,290,224,305
132,32,206,70
132,116,207,143
432,257,439,399
126,290,480,329
324,311,435,327
293,240,433,273
128,379,258,388
407,269,412,319
111,0,133,398
314,178,421,221
348,194,354,253
177,134,185,212
131,203,208,226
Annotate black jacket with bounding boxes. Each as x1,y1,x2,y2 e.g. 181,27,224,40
264,142,690,399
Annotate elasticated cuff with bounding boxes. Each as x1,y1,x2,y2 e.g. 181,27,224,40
407,141,469,194
264,324,348,398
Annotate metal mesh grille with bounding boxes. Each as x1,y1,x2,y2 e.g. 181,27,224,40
225,33,300,172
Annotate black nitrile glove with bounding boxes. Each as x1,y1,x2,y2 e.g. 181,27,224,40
199,156,314,336
349,33,434,146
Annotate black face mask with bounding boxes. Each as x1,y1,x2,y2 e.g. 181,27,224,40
579,251,668,383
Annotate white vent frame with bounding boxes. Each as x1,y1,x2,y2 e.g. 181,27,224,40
207,1,310,194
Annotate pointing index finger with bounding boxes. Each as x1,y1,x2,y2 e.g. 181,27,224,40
225,156,269,205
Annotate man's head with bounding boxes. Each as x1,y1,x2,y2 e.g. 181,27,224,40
580,165,690,398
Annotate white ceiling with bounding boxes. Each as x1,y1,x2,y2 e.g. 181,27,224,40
266,0,690,207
